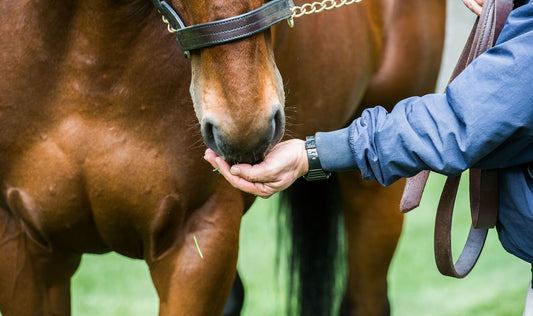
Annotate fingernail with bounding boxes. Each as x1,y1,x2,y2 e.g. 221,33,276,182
230,166,240,175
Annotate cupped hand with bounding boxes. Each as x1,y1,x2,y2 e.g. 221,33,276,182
203,139,308,198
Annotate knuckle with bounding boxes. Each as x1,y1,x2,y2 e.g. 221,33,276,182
259,187,272,197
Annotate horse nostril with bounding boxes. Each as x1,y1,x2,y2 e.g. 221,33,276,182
201,120,218,152
272,107,285,144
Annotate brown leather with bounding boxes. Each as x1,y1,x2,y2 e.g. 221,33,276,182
469,168,500,229
434,176,489,277
152,0,293,54
177,0,293,52
400,0,513,278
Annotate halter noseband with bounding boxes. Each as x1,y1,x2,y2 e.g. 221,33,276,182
152,0,293,58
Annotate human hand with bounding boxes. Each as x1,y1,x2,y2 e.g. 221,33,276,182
463,0,484,16
203,139,308,198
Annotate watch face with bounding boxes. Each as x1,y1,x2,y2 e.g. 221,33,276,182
305,136,316,149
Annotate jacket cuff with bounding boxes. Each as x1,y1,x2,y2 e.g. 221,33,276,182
314,127,357,172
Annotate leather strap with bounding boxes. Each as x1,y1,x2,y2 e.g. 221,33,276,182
152,0,186,30
400,0,513,278
434,176,489,277
152,0,293,54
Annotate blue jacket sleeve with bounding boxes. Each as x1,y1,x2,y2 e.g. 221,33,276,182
315,3,533,186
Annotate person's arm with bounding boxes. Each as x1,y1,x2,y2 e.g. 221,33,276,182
317,3,533,186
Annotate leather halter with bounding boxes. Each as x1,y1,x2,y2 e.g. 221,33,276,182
151,0,293,57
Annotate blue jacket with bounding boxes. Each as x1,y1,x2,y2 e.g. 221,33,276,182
314,1,533,263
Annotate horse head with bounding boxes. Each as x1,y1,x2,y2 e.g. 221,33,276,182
163,0,286,164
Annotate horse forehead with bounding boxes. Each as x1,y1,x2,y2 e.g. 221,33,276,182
177,0,265,23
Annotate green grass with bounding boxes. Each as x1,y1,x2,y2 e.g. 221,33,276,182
71,173,530,315
71,254,157,315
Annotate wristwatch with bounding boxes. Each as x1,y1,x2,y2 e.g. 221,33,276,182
303,136,331,181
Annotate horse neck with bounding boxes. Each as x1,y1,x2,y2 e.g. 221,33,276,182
1,0,189,113
2,1,156,55
71,1,157,56
0,0,192,152
41,2,160,67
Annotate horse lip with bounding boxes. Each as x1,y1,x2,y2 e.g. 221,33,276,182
222,149,268,166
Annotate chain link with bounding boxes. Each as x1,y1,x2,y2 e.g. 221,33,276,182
162,15,178,34
288,0,362,27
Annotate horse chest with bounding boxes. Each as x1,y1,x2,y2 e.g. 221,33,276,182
2,114,215,256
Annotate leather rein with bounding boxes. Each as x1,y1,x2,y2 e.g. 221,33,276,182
401,0,514,278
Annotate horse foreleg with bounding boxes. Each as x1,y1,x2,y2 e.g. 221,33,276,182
148,231,240,316
0,206,81,316
338,173,404,316
146,187,244,316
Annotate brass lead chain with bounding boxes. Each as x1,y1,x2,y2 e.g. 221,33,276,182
162,15,178,34
287,0,362,27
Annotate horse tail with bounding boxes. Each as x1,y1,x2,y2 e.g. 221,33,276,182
278,174,345,316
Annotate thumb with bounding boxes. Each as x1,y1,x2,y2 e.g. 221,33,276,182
230,165,241,176
229,163,272,183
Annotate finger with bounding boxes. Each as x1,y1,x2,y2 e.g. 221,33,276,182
214,157,252,187
462,0,482,15
229,163,279,183
204,148,218,161
203,149,220,168
214,157,274,197
204,151,276,196
213,156,232,174
229,165,292,196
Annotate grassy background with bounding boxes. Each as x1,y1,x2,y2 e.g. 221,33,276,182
71,174,531,315
69,1,531,315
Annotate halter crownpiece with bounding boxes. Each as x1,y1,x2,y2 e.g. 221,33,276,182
151,0,293,57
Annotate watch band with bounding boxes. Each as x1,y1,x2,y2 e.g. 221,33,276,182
304,136,331,181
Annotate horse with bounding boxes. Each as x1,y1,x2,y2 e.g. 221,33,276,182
0,0,445,315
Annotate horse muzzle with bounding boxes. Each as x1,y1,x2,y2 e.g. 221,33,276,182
201,106,285,165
